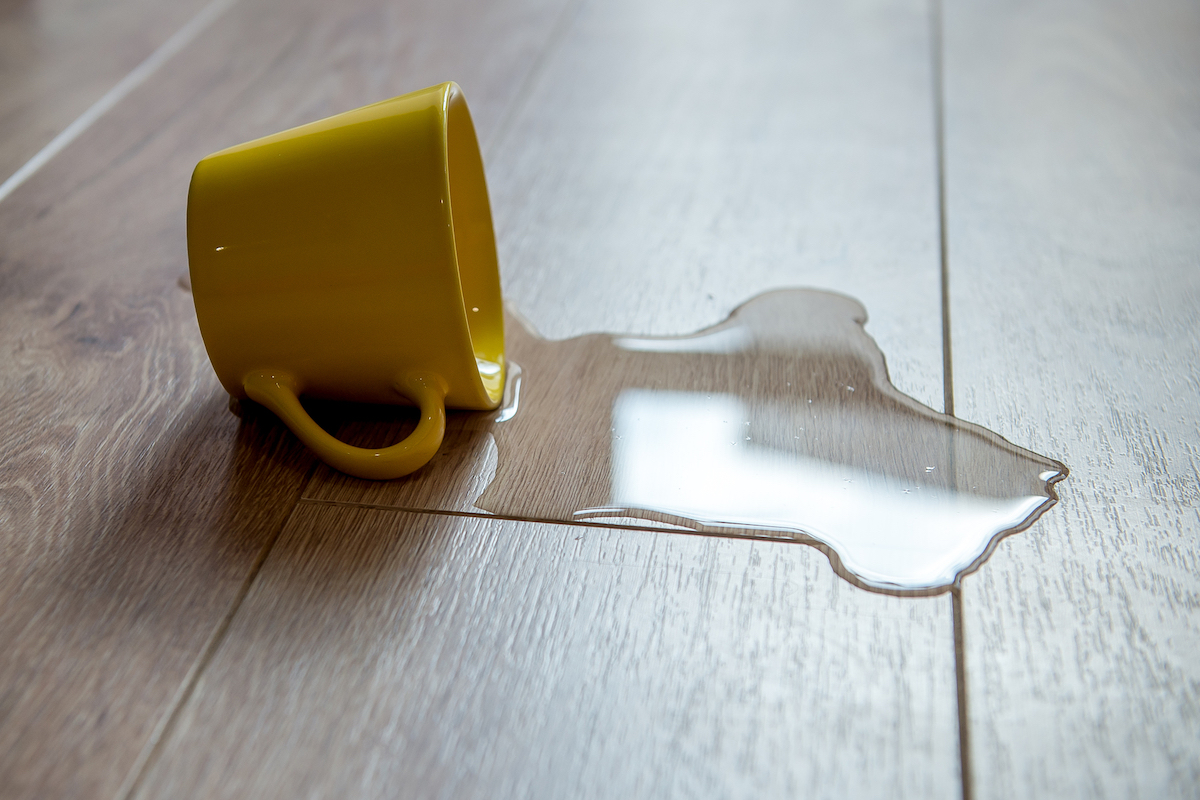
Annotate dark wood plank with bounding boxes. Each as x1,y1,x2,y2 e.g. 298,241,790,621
139,0,964,792
0,0,215,183
307,291,1064,597
941,0,1200,795
135,503,960,799
304,0,957,528
486,0,946,398
0,0,573,795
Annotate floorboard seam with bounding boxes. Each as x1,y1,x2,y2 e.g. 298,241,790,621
952,586,974,800
111,459,322,800
0,0,239,205
930,0,974,797
297,495,810,540
293,498,952,598
931,0,955,422
110,519,284,799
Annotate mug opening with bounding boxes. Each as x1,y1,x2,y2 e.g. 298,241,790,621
445,85,505,404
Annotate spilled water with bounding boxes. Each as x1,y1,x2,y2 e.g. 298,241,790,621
478,289,1066,594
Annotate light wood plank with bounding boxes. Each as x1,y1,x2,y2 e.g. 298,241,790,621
0,0,573,795
0,0,214,182
135,503,960,799
941,0,1200,795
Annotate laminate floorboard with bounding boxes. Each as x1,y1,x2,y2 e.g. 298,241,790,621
136,503,959,800
0,0,214,183
0,0,573,796
160,0,968,792
941,0,1200,796
305,0,952,521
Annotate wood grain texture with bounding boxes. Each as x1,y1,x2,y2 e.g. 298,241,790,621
135,503,960,799
0,0,573,795
136,0,965,794
306,0,953,514
309,291,1064,594
0,0,214,181
491,0,946,406
942,0,1200,796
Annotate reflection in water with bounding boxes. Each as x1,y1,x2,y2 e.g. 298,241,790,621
589,390,1046,590
479,289,1066,594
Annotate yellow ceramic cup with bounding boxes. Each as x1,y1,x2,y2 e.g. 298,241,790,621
187,82,504,480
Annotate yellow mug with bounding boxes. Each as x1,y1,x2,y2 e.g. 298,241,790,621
187,82,505,479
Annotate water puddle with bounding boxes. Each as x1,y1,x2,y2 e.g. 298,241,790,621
480,289,1066,594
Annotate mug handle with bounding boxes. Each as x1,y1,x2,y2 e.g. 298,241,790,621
243,370,447,480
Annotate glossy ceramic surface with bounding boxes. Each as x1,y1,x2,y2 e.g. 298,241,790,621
187,82,505,479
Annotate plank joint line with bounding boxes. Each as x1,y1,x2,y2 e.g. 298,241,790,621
930,0,954,421
930,0,973,797
0,0,240,206
111,492,310,800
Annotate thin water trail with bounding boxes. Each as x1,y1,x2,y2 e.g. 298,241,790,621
480,289,1065,594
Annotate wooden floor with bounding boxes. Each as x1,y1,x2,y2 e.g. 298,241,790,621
0,0,1196,797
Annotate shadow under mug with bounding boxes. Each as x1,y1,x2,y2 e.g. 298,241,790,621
187,82,505,479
